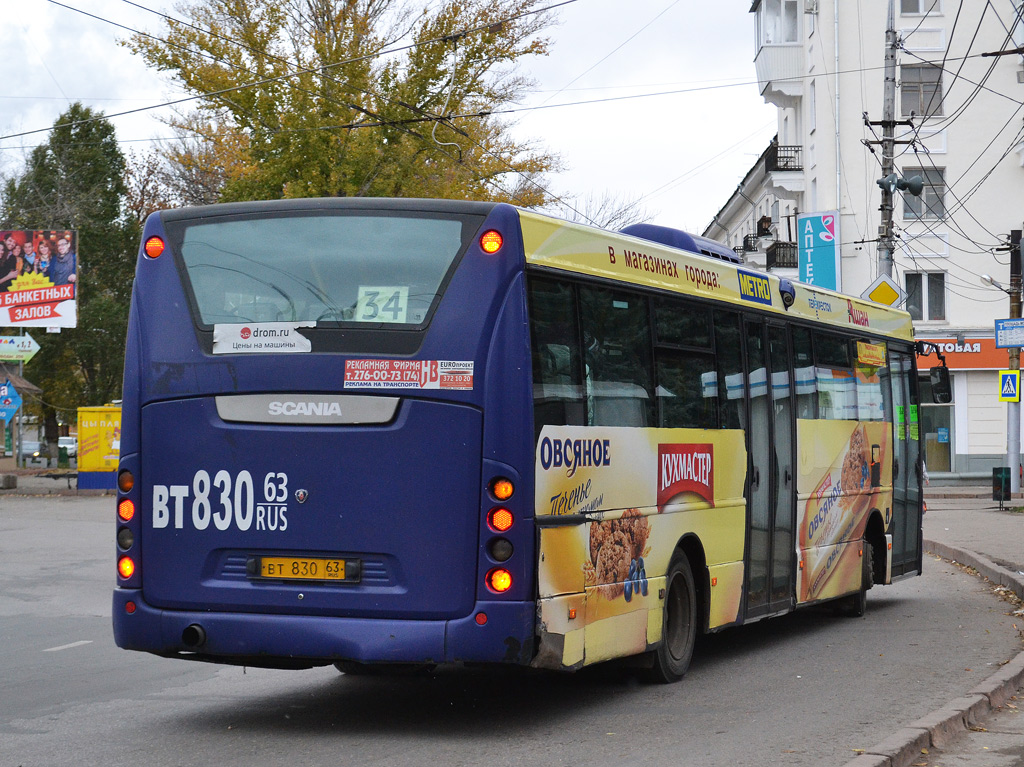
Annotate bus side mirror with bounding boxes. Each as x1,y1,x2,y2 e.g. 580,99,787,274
929,366,952,404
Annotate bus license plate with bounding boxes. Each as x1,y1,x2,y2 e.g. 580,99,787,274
258,556,347,581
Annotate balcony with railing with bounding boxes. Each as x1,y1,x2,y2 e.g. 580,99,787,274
764,141,805,198
766,241,798,270
765,144,802,172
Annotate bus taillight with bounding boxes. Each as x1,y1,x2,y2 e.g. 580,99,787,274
479,230,503,254
488,507,514,532
118,499,135,522
144,236,165,258
118,557,136,579
118,470,134,493
487,568,512,593
489,477,514,501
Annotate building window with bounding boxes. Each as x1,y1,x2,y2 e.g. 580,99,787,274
901,64,943,116
901,0,941,14
905,272,945,321
759,0,800,44
902,167,945,219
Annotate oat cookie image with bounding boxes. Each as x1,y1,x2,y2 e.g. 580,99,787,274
839,423,869,508
585,508,650,598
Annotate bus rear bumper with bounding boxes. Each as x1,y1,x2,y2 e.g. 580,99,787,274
112,590,535,668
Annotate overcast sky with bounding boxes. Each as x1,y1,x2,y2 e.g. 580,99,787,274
1,0,776,234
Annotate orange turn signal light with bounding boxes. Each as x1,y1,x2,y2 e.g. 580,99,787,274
479,230,503,254
118,470,134,493
118,557,136,579
490,477,514,501
488,507,514,532
487,568,513,593
118,499,135,522
144,236,165,258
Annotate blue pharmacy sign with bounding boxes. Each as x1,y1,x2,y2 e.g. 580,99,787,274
798,211,841,291
0,379,23,423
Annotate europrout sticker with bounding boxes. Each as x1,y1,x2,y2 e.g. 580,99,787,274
344,360,474,390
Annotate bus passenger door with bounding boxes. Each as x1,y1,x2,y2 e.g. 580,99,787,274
743,320,797,619
889,349,924,577
768,325,796,612
743,320,773,618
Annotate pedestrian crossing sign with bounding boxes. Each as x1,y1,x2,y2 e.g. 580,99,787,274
999,370,1020,402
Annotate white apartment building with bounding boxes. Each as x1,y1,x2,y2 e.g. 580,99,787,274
706,0,1024,480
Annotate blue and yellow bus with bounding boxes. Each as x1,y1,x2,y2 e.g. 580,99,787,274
113,198,944,682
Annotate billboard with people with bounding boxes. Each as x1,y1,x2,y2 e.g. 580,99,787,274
0,230,78,328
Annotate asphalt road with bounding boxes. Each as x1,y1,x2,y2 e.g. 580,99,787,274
1,495,1022,767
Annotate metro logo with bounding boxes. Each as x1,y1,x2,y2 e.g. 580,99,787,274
737,269,772,306
657,444,714,508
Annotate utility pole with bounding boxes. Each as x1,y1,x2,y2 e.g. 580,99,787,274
1009,229,1022,494
877,0,899,278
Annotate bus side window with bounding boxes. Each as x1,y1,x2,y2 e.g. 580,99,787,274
814,332,854,420
792,327,816,418
652,297,717,429
579,286,654,427
528,279,585,436
713,310,744,429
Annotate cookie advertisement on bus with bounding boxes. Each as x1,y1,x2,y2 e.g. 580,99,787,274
534,425,747,670
796,420,892,603
0,230,78,328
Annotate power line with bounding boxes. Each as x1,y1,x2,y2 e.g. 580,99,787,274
1,0,579,143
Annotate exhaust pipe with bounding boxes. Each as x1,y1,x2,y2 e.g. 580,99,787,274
181,624,207,648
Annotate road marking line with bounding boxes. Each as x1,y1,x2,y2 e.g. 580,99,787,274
43,640,94,652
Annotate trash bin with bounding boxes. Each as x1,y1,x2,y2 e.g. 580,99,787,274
58,446,69,469
993,467,1010,501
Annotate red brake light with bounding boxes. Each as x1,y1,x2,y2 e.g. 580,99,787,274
144,236,165,258
487,568,513,593
118,499,135,522
118,557,136,579
479,230,503,254
488,507,514,532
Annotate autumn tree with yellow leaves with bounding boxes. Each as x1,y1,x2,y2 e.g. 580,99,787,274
129,0,562,206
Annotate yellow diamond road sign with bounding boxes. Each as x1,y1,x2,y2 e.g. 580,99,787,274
862,274,906,307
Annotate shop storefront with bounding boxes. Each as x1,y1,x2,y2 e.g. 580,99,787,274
916,337,1012,479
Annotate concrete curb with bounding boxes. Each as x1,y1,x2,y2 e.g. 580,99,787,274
839,541,1024,767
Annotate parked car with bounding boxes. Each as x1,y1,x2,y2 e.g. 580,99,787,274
58,436,77,457
20,441,48,463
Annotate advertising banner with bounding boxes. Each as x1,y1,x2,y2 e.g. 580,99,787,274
0,333,40,362
0,379,22,423
533,425,747,669
77,405,120,489
0,230,78,328
798,212,841,291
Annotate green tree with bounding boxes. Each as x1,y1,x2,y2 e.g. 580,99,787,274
128,0,560,205
2,103,136,452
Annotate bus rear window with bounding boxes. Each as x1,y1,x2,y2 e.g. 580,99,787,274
168,212,481,328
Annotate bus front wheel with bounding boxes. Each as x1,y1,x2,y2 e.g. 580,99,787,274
645,551,697,683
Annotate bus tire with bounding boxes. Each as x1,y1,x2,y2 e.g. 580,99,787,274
645,551,697,683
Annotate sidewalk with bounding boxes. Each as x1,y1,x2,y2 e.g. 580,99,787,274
846,489,1024,767
0,457,100,495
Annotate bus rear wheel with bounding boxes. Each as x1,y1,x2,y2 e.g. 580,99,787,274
644,551,697,683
